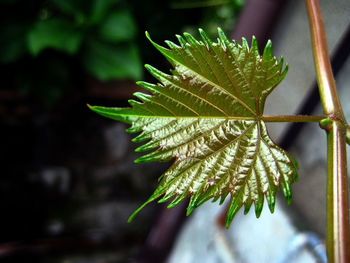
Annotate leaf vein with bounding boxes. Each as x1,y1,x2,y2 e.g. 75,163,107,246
169,76,229,116
168,58,256,116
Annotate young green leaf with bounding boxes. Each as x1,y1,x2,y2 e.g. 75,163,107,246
89,28,298,227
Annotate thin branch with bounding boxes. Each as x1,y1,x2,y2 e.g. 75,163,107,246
346,126,350,146
327,121,350,263
262,115,325,123
305,0,350,262
305,0,345,120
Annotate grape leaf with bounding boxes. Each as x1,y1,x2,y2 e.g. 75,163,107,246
89,28,298,227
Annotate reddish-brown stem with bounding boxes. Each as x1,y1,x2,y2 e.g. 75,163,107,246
305,0,350,262
346,126,350,145
305,0,344,120
327,121,350,263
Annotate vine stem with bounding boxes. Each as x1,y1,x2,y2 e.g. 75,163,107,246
305,0,344,118
346,126,350,145
327,121,349,263
305,0,350,262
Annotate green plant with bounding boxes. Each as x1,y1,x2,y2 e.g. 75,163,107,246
0,0,142,107
170,0,244,37
89,0,350,261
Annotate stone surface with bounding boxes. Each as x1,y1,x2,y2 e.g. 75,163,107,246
167,201,319,263
37,166,71,194
103,123,130,162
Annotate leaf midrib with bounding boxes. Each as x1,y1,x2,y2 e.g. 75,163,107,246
115,114,258,120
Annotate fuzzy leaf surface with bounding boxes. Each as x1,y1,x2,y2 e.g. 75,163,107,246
89,28,298,227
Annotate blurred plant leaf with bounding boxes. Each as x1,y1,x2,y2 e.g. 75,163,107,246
50,0,86,23
89,29,298,227
171,0,234,9
82,40,142,81
170,0,244,9
99,9,137,42
51,0,119,24
90,0,120,24
0,24,28,63
27,18,83,56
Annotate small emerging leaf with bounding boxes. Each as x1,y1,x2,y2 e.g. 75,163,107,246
89,28,298,227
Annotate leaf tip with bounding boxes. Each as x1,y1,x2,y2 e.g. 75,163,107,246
144,64,157,74
134,154,154,163
241,37,249,50
128,198,155,223
87,104,98,112
225,214,235,228
243,199,252,215
127,99,139,108
217,27,227,40
250,35,258,52
285,193,292,206
134,146,142,152
266,191,276,213
186,210,192,217
187,196,198,216
263,40,273,58
266,39,272,46
128,204,145,223
135,80,143,86
125,127,135,133
282,183,292,205
127,212,137,223
186,204,195,216
251,35,257,46
254,199,264,218
145,31,151,40
88,104,105,115
176,34,187,47
199,28,212,49
225,197,242,228
134,158,142,164
283,62,289,75
183,31,200,47
168,195,186,208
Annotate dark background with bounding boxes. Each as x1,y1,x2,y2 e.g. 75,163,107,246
0,0,244,262
1,0,349,262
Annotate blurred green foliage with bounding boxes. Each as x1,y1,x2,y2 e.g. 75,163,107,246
0,0,244,107
171,0,244,37
1,0,142,107
2,0,141,80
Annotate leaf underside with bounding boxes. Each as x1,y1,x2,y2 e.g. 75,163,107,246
89,28,298,227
